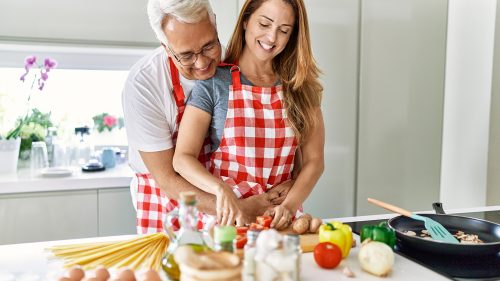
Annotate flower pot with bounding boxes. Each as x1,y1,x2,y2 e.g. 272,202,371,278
0,138,21,174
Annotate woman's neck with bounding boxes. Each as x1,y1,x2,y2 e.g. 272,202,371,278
239,47,277,86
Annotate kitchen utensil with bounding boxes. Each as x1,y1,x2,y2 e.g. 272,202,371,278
367,198,458,243
387,203,500,257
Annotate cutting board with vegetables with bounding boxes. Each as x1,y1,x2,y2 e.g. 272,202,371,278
278,214,323,253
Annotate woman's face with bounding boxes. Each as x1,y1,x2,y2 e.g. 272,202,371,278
244,0,295,63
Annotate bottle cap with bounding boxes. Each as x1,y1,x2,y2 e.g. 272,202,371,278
179,191,196,205
214,225,237,243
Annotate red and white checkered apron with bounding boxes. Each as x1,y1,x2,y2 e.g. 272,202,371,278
134,57,211,234
209,65,298,200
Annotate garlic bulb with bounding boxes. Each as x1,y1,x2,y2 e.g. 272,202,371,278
358,240,394,277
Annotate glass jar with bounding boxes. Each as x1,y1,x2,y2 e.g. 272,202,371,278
214,225,236,253
242,230,260,281
161,192,210,281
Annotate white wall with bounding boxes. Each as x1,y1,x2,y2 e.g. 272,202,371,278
356,0,448,215
440,0,497,209
487,1,500,206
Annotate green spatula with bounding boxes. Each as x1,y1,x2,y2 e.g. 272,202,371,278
367,198,458,244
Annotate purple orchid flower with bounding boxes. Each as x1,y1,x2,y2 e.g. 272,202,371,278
44,58,57,71
20,55,37,82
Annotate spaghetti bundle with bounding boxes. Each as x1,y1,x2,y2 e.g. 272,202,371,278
48,232,169,271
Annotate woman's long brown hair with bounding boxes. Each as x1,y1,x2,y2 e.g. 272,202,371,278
225,0,323,143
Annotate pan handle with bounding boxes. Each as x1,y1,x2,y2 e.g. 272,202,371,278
432,202,446,214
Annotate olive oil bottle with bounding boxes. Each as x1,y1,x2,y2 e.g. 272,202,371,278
162,192,210,280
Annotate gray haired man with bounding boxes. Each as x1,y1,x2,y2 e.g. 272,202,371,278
123,0,292,234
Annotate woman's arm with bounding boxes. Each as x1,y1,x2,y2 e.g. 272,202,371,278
270,107,325,228
173,105,245,225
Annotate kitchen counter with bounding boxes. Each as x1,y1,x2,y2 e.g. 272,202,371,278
0,233,449,281
0,163,134,194
0,207,498,280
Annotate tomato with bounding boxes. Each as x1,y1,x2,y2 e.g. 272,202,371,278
313,242,342,269
249,223,269,231
235,235,248,249
237,226,249,235
256,215,272,228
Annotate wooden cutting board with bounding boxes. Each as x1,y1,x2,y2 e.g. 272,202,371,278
279,228,319,253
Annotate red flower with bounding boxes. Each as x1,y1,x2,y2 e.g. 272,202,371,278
103,115,117,128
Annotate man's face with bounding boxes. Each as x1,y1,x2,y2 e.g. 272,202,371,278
163,15,221,80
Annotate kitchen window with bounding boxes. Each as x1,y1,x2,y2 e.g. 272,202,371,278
0,43,153,146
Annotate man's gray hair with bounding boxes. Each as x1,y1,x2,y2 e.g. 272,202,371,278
147,0,216,45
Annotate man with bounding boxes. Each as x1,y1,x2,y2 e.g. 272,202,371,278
122,0,292,234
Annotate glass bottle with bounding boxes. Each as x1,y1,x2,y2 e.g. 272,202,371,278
161,192,210,281
214,225,236,252
242,230,260,281
283,234,301,281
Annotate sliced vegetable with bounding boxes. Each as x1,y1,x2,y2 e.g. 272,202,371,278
237,226,249,235
319,221,353,258
235,235,248,249
360,222,396,248
249,223,268,231
256,215,272,228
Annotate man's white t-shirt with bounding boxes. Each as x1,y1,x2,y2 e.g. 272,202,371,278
122,47,195,174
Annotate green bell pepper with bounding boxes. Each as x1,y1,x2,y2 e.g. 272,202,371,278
360,221,396,248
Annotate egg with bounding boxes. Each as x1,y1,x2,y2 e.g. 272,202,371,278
95,267,111,281
82,278,98,281
117,269,136,281
57,278,72,281
140,270,161,281
68,267,85,281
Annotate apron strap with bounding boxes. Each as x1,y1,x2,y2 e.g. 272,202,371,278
168,57,185,108
218,62,242,90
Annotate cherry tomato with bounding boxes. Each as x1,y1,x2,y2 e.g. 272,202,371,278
237,226,249,235
313,242,342,269
235,235,248,249
256,215,272,228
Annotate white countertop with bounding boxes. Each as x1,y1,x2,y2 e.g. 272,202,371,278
0,164,134,194
0,234,450,281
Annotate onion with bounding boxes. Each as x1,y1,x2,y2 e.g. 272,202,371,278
358,240,394,277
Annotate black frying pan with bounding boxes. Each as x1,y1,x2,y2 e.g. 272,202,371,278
387,203,500,256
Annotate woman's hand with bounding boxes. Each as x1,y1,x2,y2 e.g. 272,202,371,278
264,205,294,230
215,185,244,226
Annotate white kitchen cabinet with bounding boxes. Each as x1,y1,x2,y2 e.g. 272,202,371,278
0,187,137,245
356,0,448,215
98,188,136,236
0,0,155,46
0,190,98,245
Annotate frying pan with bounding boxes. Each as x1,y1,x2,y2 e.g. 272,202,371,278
387,203,500,256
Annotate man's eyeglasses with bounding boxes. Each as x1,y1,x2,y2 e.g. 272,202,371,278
166,39,220,66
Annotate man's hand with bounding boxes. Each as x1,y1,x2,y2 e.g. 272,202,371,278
239,192,275,223
267,179,295,205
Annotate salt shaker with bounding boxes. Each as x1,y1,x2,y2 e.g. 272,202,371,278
283,234,301,281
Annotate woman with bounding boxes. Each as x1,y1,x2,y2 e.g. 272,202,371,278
173,0,324,229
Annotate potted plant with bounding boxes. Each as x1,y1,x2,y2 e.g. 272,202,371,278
0,56,56,174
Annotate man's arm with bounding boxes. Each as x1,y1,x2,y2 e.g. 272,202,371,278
139,149,216,215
